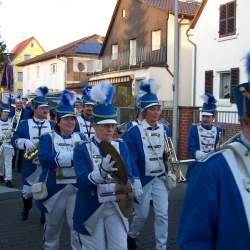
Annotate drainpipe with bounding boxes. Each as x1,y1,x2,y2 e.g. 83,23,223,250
186,27,197,107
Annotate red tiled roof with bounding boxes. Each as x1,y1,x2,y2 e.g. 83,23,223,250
138,0,200,16
11,36,34,55
17,34,104,66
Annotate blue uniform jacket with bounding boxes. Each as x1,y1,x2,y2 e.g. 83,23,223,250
179,150,250,250
73,137,135,235
37,131,86,212
123,124,169,187
11,119,55,185
187,124,221,179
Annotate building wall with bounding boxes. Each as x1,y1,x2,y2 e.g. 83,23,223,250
22,58,65,95
102,0,168,57
167,15,193,106
191,0,249,111
12,39,45,93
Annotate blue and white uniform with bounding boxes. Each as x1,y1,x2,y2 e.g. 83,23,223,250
179,134,250,250
75,115,95,139
179,79,250,250
123,120,169,249
0,117,14,181
73,136,134,249
73,82,140,250
12,118,54,198
187,93,221,179
38,130,85,250
123,79,169,250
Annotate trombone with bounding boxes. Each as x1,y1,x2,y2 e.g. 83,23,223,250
164,137,195,183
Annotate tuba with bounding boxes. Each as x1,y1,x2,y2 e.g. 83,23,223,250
99,140,133,218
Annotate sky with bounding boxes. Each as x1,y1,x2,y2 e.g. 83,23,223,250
0,0,117,52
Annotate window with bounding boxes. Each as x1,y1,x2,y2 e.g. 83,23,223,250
17,72,23,82
112,44,118,60
219,72,230,99
24,54,30,61
129,39,136,66
219,1,236,37
152,30,161,51
122,9,126,18
230,67,240,103
51,63,57,73
31,42,34,48
36,65,40,78
205,70,214,94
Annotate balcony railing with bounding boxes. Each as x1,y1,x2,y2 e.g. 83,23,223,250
102,47,167,72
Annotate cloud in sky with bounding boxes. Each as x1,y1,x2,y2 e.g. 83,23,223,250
0,0,117,51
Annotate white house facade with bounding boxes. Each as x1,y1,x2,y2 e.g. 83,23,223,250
190,0,250,112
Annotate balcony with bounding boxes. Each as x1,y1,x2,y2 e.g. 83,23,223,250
102,47,167,72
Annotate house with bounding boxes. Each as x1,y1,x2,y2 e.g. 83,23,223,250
189,0,249,113
88,0,200,108
17,34,103,95
10,36,45,94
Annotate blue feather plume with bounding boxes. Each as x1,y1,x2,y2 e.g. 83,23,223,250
139,79,160,94
35,86,49,97
82,85,92,97
90,82,114,105
61,89,76,106
246,53,250,75
202,93,216,105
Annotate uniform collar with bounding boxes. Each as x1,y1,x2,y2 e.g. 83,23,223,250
0,117,8,122
33,117,45,124
81,113,93,122
142,119,159,130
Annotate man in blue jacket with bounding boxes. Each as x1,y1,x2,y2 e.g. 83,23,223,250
12,86,55,221
123,79,170,250
73,82,142,250
178,82,250,250
187,93,221,179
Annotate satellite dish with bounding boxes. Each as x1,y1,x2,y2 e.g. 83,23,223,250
77,62,85,72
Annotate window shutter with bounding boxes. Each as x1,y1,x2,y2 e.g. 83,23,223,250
205,70,214,94
230,67,239,103
219,5,227,36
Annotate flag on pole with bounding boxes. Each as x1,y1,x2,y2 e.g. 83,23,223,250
1,63,14,91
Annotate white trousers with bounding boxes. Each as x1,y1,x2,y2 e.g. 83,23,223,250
43,185,81,250
79,203,127,250
129,177,168,250
0,145,14,181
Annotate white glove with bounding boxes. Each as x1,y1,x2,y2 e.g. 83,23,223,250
100,154,117,176
195,150,207,161
16,138,35,152
89,168,105,184
56,151,73,167
132,178,143,202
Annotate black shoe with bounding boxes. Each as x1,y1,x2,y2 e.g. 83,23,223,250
21,209,29,221
40,213,45,224
127,236,137,250
0,176,4,183
5,181,14,188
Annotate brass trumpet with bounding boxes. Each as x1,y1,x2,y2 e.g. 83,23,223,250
24,143,39,160
164,137,189,183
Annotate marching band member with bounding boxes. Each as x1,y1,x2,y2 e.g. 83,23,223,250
187,93,221,179
12,86,55,221
75,85,95,139
73,82,142,250
123,79,170,250
0,97,14,187
126,96,143,131
74,95,83,115
37,90,84,250
178,81,250,249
